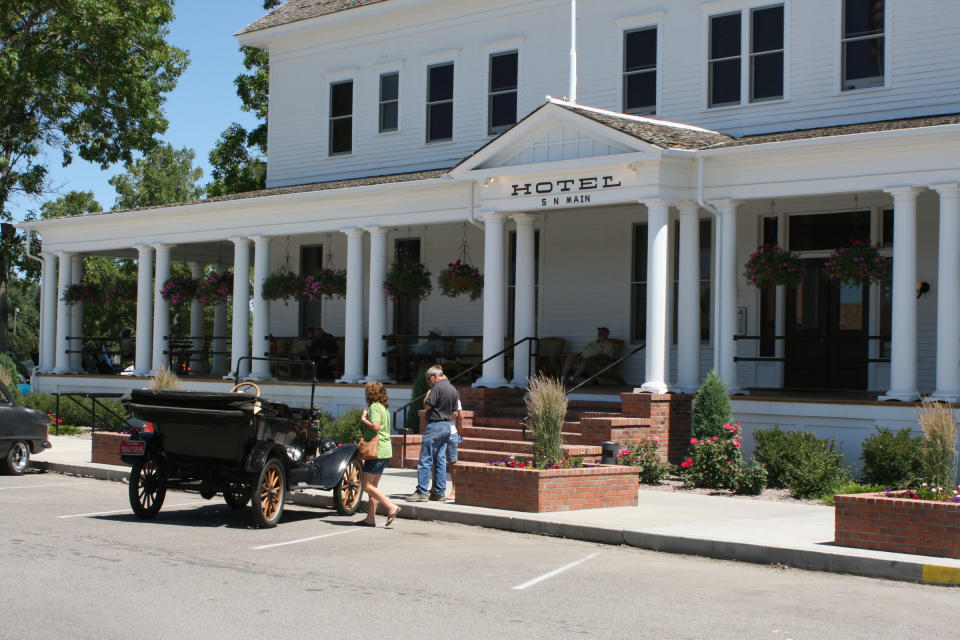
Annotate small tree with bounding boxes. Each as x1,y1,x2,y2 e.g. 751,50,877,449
692,371,732,439
405,365,430,432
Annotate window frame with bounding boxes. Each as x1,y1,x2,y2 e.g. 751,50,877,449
840,0,885,91
621,25,659,116
328,79,354,156
488,50,518,136
425,61,455,143
378,71,400,134
749,5,785,102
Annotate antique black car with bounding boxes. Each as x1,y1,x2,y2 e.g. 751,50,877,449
120,380,363,528
0,381,50,475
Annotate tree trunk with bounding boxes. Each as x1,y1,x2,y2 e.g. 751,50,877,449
0,222,12,354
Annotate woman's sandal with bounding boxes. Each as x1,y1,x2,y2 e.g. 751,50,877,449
385,506,400,527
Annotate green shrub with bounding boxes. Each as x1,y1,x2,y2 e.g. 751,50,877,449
680,423,766,494
525,374,567,464
405,365,430,432
732,462,768,496
820,481,885,506
692,371,731,439
616,437,673,485
754,428,848,499
0,353,22,399
321,408,363,445
18,393,129,432
860,427,922,487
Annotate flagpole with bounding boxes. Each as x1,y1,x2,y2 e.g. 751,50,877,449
569,0,577,103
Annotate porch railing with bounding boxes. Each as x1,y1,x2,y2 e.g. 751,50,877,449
732,335,892,364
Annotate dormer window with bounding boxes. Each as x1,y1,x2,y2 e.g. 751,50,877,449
426,62,454,142
329,80,353,155
842,0,884,90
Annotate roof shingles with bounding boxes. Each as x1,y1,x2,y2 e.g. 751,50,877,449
241,0,388,34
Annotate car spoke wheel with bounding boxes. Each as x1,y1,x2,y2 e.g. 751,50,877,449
3,441,30,475
251,458,285,528
334,457,363,516
129,457,166,519
224,481,250,508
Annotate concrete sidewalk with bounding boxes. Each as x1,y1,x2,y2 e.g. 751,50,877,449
30,434,960,586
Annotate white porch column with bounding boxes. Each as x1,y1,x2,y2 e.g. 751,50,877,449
365,226,390,382
511,213,536,386
230,238,251,378
133,245,154,376
189,262,206,375
39,253,58,373
151,244,172,375
476,211,508,387
69,255,83,372
249,236,272,380
716,200,741,394
52,252,74,374
676,201,701,393
640,200,670,394
339,228,366,383
211,267,229,377
932,184,960,401
882,187,921,401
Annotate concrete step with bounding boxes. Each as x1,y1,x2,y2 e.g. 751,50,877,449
462,425,581,442
456,446,603,464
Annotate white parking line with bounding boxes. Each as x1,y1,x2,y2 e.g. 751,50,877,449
253,529,357,550
58,502,198,519
0,483,71,491
512,552,600,590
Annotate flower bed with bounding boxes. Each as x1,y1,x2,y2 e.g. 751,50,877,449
454,462,639,512
834,492,960,559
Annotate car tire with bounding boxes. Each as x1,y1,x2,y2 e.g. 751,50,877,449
129,457,166,519
3,441,30,475
333,457,363,516
251,457,285,528
224,481,250,509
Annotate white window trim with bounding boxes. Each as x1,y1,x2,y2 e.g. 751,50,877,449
617,17,663,117
701,1,790,110
833,0,890,95
488,50,520,137
424,59,458,145
377,70,402,136
328,77,356,157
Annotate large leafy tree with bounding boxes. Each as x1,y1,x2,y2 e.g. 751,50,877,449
206,0,280,197
109,143,203,210
0,0,188,353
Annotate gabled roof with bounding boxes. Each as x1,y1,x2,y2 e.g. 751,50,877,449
240,0,388,34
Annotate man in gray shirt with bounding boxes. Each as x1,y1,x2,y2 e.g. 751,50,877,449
408,364,459,502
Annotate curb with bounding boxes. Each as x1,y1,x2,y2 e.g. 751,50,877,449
29,460,960,586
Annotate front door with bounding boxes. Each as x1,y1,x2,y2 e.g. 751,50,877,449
784,259,869,390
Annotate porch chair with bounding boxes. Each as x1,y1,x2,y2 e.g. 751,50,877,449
535,337,566,378
584,338,625,385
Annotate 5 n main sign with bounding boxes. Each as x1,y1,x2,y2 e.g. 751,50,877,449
510,176,622,207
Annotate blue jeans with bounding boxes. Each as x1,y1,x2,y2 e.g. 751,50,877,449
417,421,450,495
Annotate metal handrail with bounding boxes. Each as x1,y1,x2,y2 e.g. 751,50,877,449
55,392,127,434
393,336,539,464
733,334,891,364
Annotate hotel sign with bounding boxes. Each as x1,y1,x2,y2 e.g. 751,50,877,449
510,175,622,207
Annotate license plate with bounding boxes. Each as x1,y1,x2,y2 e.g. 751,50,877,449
120,440,145,456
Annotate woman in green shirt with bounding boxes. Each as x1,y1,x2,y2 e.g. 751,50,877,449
355,381,400,527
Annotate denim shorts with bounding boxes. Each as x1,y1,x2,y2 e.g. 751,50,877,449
447,431,463,463
362,458,389,474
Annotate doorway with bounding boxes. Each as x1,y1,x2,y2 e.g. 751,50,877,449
784,259,869,390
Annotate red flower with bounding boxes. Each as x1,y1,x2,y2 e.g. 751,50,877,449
680,458,692,469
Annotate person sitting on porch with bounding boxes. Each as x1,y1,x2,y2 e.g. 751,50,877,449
119,328,135,364
413,328,445,356
562,327,615,383
306,326,337,379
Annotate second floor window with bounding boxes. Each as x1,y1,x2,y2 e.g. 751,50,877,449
842,0,884,90
379,72,399,133
427,62,454,142
329,80,353,155
623,27,657,115
710,6,784,107
488,51,518,135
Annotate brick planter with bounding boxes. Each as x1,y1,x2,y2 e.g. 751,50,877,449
91,431,130,466
455,462,639,512
834,493,960,559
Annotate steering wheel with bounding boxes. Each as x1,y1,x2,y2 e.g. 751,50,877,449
230,382,261,397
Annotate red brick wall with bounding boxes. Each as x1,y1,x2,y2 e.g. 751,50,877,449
91,431,130,466
455,462,639,512
458,387,526,413
616,393,692,464
835,493,960,559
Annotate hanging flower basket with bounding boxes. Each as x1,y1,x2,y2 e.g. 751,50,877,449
261,271,303,302
160,276,200,305
104,279,136,303
62,281,101,305
743,244,804,289
197,271,233,305
385,260,432,302
302,268,347,300
824,239,891,286
437,260,483,301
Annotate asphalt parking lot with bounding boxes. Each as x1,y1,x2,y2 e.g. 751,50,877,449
3,471,958,640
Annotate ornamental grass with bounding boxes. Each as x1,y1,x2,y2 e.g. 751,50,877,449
151,364,181,390
525,374,567,464
917,400,959,491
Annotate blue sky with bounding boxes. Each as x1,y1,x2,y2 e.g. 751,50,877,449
7,1,270,221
